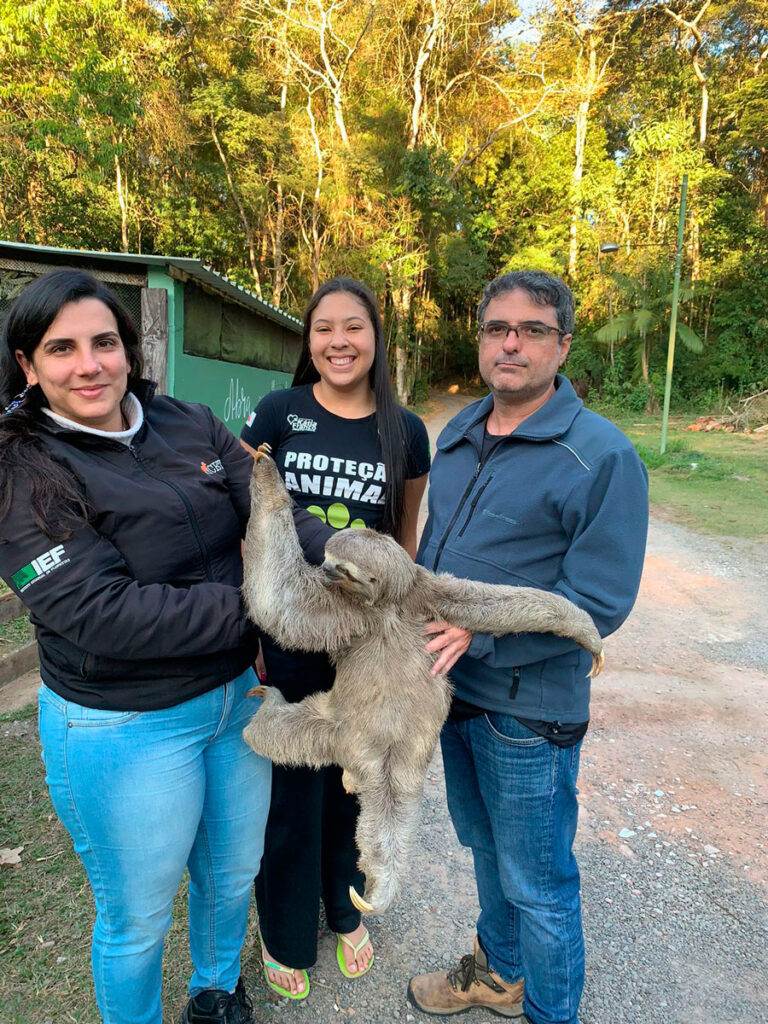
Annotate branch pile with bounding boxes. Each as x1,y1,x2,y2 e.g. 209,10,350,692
687,390,768,434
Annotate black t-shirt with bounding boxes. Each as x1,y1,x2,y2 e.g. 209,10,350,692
241,385,430,696
241,385,430,531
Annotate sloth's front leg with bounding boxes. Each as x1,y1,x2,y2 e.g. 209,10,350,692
244,686,338,770
249,443,293,515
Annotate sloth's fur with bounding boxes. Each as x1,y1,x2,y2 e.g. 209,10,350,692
242,448,603,915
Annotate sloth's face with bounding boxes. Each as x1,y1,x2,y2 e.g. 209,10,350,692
322,529,416,605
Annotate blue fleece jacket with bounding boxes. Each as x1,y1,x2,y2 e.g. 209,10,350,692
416,376,649,722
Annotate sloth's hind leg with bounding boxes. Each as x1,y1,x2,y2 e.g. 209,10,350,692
243,687,338,769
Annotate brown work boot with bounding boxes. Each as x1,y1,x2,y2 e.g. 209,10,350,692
407,937,525,1018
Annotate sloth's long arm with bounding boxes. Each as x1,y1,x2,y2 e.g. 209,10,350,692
416,568,604,675
242,449,367,652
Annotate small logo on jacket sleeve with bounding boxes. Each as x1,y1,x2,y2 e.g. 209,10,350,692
12,545,69,592
201,459,224,475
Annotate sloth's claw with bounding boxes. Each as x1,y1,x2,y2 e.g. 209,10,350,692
248,685,268,698
349,885,374,914
253,442,272,462
588,650,605,678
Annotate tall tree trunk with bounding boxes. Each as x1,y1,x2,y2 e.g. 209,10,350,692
273,181,285,307
26,173,45,243
395,340,408,406
562,6,620,278
115,154,129,253
306,95,324,291
663,1,711,278
568,85,591,277
690,212,701,281
390,282,412,405
209,117,263,298
408,0,442,150
271,58,291,307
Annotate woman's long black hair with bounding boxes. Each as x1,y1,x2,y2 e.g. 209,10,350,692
292,277,408,538
0,270,143,540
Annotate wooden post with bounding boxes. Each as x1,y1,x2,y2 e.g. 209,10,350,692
141,287,169,394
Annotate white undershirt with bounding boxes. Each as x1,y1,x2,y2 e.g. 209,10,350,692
43,392,144,445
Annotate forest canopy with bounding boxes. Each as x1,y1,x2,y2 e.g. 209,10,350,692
0,0,766,406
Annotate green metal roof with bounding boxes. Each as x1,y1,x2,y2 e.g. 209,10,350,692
0,240,302,332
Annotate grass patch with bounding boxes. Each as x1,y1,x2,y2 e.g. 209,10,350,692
0,616,32,652
0,711,263,1023
590,405,768,539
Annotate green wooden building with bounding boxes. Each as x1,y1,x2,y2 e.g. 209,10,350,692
0,241,302,427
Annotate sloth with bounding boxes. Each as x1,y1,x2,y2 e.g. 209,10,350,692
242,445,603,915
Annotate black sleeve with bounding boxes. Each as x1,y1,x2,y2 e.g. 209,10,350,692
240,391,284,450
207,406,256,532
292,507,333,565
402,409,431,478
0,476,250,661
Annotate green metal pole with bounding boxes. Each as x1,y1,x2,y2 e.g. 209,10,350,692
660,174,688,455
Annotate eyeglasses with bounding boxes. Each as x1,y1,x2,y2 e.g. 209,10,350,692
478,321,566,344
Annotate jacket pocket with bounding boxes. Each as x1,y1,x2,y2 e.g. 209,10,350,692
540,649,590,717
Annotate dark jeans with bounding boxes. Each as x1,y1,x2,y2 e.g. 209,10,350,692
254,638,364,968
441,712,584,1024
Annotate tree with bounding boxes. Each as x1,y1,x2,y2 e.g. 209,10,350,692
595,264,703,394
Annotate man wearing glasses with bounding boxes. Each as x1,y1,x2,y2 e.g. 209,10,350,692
409,271,648,1024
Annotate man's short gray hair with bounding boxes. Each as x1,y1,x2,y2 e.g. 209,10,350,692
477,271,575,336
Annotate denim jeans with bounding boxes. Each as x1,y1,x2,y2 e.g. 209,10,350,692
441,712,583,1024
38,668,271,1024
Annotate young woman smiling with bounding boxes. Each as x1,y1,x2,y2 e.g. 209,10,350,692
0,270,331,1024
240,278,430,998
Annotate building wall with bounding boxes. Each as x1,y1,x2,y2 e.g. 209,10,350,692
147,267,295,427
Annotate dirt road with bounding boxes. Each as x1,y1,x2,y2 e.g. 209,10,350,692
3,390,766,1022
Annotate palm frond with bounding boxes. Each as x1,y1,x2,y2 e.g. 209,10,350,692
594,311,636,344
633,308,656,335
676,321,704,353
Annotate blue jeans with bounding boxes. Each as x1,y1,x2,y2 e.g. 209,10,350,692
441,712,583,1024
38,669,271,1024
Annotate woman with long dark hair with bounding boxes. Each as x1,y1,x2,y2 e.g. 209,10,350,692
240,277,430,999
0,270,329,1024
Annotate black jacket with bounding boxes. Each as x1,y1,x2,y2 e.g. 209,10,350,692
0,383,330,711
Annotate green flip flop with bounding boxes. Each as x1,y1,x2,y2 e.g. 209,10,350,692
336,929,374,979
262,956,310,1001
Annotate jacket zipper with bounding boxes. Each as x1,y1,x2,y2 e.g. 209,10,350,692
509,667,521,700
432,460,482,571
431,438,508,571
457,476,492,537
128,445,214,581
